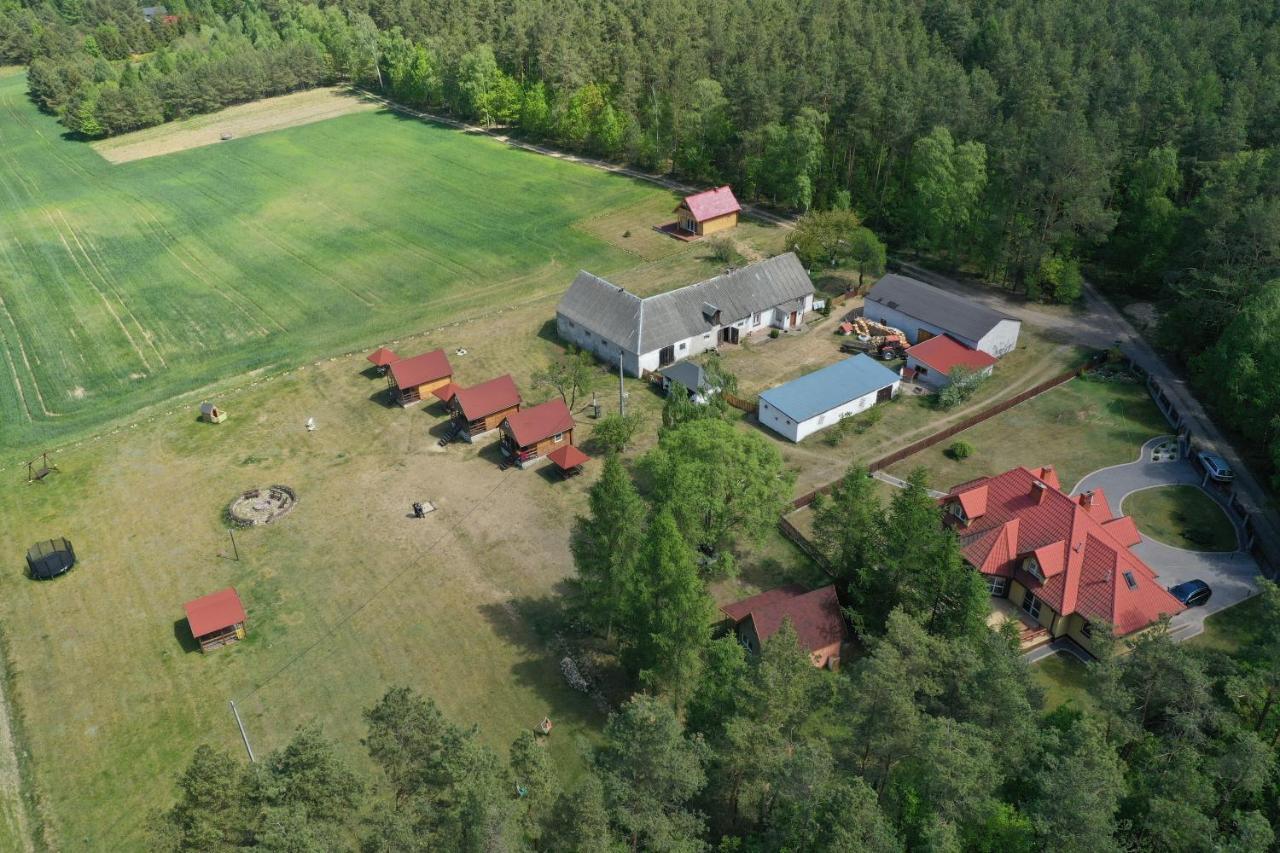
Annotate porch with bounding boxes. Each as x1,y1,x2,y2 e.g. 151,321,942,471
987,596,1051,650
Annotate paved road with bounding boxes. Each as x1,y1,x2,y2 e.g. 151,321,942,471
1073,436,1261,637
897,261,1280,578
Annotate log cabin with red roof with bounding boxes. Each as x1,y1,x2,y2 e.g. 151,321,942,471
183,587,247,652
500,399,575,468
387,349,453,406
942,465,1185,655
720,584,848,669
450,375,522,441
675,186,741,236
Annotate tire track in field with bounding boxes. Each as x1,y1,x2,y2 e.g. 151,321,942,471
169,169,376,309
43,209,156,373
57,210,169,367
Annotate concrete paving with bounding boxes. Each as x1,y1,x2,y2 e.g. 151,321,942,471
1072,436,1261,639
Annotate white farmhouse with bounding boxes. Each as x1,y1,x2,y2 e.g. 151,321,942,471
758,354,901,443
555,253,814,376
865,274,1021,357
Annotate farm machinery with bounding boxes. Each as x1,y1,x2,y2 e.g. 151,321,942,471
839,317,908,360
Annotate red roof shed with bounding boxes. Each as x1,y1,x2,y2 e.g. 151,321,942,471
388,349,452,390
906,334,998,375
503,399,575,448
184,587,246,638
454,375,522,421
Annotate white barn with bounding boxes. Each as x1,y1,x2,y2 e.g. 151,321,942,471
555,253,814,376
865,274,1021,357
758,354,901,443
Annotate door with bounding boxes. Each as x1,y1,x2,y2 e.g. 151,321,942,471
659,345,675,367
789,311,798,327
876,385,893,403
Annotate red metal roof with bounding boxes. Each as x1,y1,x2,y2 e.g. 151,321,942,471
432,381,460,403
389,349,452,389
907,334,998,374
366,347,399,367
503,399,574,447
454,375,521,421
184,587,246,637
678,185,741,223
721,584,848,653
547,444,590,470
945,467,1183,635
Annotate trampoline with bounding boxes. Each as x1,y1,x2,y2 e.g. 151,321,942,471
27,538,76,580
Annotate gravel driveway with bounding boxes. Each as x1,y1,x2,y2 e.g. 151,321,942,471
1072,436,1261,638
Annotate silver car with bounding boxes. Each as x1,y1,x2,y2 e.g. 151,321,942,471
1197,451,1234,482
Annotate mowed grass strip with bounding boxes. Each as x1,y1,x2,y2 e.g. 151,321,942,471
0,70,672,457
1121,485,1239,552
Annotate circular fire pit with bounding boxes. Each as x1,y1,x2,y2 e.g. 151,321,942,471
227,485,297,526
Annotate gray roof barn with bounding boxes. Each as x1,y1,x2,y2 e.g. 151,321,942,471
660,361,709,394
866,274,1015,343
557,253,813,355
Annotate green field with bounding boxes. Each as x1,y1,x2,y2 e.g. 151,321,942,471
1121,485,1239,552
0,70,685,458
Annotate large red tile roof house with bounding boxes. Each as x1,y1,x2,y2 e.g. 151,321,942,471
943,466,1184,649
721,584,848,669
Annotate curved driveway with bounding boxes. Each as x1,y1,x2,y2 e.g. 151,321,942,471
1072,436,1260,637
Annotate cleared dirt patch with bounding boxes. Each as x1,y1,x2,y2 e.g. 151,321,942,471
92,87,381,164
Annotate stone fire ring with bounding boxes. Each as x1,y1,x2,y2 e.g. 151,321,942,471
227,485,298,527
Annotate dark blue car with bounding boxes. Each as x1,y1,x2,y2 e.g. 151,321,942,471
1169,579,1212,607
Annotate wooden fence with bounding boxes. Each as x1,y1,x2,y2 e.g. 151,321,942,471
723,392,758,414
788,359,1097,510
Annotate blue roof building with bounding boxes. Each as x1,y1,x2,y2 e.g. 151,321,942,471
758,354,901,442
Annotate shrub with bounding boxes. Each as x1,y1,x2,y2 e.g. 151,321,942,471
708,235,743,265
769,329,780,339
622,229,631,238
947,440,974,460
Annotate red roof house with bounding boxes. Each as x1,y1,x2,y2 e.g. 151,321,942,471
942,466,1184,650
675,186,741,236
500,399,576,468
905,335,998,389
451,375,522,440
388,349,453,406
721,584,848,669
183,587,247,652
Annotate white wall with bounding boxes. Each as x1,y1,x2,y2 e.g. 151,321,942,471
556,314,641,375
905,357,994,390
975,319,1021,357
759,381,899,443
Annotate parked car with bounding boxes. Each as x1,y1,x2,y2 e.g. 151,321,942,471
1197,451,1234,482
1169,579,1212,607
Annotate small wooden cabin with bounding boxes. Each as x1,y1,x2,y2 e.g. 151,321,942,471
184,587,247,652
500,399,575,468
720,584,847,670
388,350,453,406
200,402,226,423
675,185,741,236
451,375,522,441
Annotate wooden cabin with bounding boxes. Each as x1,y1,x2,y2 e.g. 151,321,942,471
199,402,226,423
675,186,741,236
500,399,575,468
720,585,847,670
388,350,453,406
451,375,522,441
184,587,247,652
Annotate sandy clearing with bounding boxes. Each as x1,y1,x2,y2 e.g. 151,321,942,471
92,87,381,164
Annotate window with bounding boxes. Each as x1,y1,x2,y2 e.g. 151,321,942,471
947,501,967,522
987,576,1008,596
1023,556,1044,582
679,342,687,351
552,432,564,443
916,365,929,376
704,333,711,340
1122,571,1138,590
1022,590,1041,619
818,415,826,425
1081,620,1094,639
751,312,761,325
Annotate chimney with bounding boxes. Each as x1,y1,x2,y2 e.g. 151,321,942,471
1032,481,1048,504
1081,490,1095,508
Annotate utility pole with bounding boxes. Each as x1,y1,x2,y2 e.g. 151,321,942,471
618,357,625,416
229,700,255,763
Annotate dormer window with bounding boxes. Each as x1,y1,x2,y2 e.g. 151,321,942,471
947,501,967,523
1023,556,1044,582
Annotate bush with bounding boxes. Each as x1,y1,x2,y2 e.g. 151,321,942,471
769,329,780,339
708,235,743,265
947,440,974,460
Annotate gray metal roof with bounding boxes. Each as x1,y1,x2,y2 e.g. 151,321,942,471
556,253,813,355
660,360,709,392
866,274,1017,343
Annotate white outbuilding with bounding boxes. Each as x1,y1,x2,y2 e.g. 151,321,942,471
758,354,901,443
864,274,1021,357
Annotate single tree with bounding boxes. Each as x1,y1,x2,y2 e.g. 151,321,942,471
590,411,643,454
534,350,595,410
811,465,885,584
570,454,647,639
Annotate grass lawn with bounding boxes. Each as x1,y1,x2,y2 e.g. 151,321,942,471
0,70,786,459
1121,485,1239,552
1032,652,1094,712
885,376,1170,494
1188,593,1268,658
